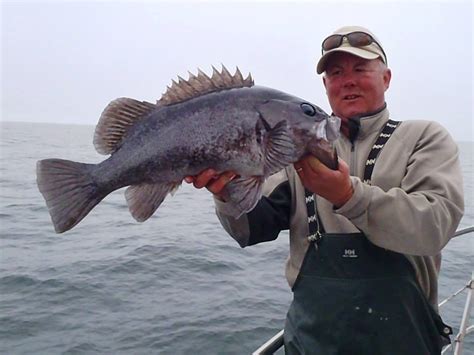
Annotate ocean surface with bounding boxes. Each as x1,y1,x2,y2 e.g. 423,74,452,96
0,121,472,355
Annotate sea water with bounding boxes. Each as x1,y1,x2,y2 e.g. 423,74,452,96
1,122,472,354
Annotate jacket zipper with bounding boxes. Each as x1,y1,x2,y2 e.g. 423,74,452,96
350,141,356,176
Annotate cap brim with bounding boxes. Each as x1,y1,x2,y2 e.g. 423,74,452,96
316,47,380,74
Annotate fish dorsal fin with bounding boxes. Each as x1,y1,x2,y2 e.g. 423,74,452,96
94,98,157,155
158,65,254,106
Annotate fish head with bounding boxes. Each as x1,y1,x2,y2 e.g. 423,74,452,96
256,98,341,169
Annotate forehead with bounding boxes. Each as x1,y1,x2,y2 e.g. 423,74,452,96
325,52,377,69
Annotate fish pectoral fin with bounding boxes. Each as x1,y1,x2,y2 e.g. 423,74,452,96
125,181,181,222
264,120,297,175
225,176,264,218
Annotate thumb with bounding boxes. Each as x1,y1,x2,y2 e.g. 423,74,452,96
306,156,326,173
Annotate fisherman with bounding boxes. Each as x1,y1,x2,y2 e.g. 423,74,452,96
186,26,464,354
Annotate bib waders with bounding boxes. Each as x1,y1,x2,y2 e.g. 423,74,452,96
284,120,451,355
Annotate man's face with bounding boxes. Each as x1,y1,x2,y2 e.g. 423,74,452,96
323,52,391,121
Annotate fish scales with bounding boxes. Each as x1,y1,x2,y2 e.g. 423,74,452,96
37,66,340,233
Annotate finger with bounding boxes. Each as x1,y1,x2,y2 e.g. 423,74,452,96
298,158,314,175
184,176,194,184
294,165,304,176
295,155,321,174
293,158,307,175
306,156,322,171
207,171,237,195
337,157,349,174
193,169,218,189
306,156,336,175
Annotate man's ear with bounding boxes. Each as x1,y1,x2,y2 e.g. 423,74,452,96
383,68,392,91
323,75,328,92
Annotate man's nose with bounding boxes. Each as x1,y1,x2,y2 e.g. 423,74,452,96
341,72,356,87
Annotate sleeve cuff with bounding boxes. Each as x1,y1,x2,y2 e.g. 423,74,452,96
214,196,251,247
214,196,242,217
334,177,370,220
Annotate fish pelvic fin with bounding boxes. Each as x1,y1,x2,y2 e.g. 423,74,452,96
36,159,103,233
125,181,181,222
263,120,297,175
94,98,157,155
225,176,264,218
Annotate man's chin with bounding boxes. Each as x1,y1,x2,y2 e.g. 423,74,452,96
339,111,361,120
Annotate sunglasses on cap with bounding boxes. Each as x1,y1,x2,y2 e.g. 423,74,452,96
321,31,387,63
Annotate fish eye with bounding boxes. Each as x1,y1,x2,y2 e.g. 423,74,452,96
301,103,316,116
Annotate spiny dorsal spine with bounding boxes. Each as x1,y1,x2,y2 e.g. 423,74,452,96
158,65,254,106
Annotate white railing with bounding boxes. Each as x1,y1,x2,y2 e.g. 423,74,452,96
253,226,474,355
441,272,473,355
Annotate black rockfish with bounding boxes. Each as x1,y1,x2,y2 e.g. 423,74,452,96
37,66,340,233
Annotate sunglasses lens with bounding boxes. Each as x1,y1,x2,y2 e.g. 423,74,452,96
347,32,373,47
322,35,343,51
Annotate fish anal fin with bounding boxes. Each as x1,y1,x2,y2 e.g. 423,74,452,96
94,98,157,155
125,181,181,222
225,176,264,218
263,120,297,175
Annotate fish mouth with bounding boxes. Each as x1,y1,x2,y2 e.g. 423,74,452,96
310,139,338,170
307,116,340,170
314,115,340,141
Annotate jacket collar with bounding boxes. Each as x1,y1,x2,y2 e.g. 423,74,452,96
335,104,390,144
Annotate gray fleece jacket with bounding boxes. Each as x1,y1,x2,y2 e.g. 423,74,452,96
215,107,464,309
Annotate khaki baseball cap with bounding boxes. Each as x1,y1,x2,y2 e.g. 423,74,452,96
317,26,387,74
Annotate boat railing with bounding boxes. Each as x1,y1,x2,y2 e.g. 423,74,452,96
253,226,474,355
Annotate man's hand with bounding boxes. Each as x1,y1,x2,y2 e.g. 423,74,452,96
184,169,237,201
294,156,353,208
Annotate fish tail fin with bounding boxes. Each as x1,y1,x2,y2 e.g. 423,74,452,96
36,159,103,233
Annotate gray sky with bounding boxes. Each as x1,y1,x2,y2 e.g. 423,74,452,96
2,0,473,141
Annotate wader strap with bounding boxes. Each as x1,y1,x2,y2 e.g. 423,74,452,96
304,119,400,242
304,188,322,244
363,119,400,184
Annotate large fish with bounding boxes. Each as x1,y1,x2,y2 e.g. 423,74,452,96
37,66,340,233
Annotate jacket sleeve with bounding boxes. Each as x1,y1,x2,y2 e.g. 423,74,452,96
215,169,292,247
336,121,464,256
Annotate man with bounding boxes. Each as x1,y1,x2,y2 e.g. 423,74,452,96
187,26,464,354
